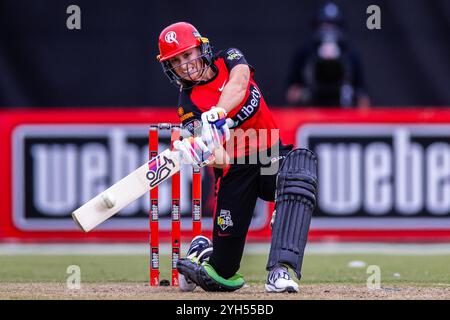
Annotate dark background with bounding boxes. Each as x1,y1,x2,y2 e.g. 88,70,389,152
0,0,449,107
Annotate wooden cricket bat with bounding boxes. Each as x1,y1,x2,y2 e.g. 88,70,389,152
72,149,181,232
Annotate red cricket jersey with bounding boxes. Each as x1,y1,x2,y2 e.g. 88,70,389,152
178,48,279,158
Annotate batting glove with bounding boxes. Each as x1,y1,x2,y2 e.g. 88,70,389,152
173,136,215,169
201,107,233,151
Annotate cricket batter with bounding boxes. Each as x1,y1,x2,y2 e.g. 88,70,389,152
156,22,318,292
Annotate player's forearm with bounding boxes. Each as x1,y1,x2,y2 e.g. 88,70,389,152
216,83,246,113
216,65,250,113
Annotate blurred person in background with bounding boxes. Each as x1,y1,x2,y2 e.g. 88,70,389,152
286,2,370,108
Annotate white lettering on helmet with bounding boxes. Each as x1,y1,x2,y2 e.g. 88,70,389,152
165,31,179,44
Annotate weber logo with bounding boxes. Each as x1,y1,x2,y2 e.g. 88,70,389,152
172,200,180,221
151,200,158,221
151,248,159,269
12,125,215,231
172,249,180,269
298,124,450,229
192,199,201,222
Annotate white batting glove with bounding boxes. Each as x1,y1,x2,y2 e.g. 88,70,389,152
173,136,215,169
201,107,232,151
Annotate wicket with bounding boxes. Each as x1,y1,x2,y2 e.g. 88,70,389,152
149,123,202,286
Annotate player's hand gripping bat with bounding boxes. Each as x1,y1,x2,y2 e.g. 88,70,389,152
72,119,235,232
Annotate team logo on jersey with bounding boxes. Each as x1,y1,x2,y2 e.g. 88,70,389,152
217,209,233,231
226,49,243,61
165,31,179,44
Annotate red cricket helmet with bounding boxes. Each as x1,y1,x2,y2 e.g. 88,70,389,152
157,22,214,88
158,22,202,62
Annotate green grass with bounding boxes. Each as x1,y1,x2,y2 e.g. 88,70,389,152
1,254,450,286
301,255,450,285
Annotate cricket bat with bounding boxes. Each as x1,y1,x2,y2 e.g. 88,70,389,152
72,149,181,232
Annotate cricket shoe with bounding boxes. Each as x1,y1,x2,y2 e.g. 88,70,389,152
186,235,213,262
179,235,213,292
265,265,299,293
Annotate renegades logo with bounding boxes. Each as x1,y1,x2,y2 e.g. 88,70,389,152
164,31,179,44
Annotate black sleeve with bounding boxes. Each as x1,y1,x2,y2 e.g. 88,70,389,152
221,48,255,72
178,91,202,137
